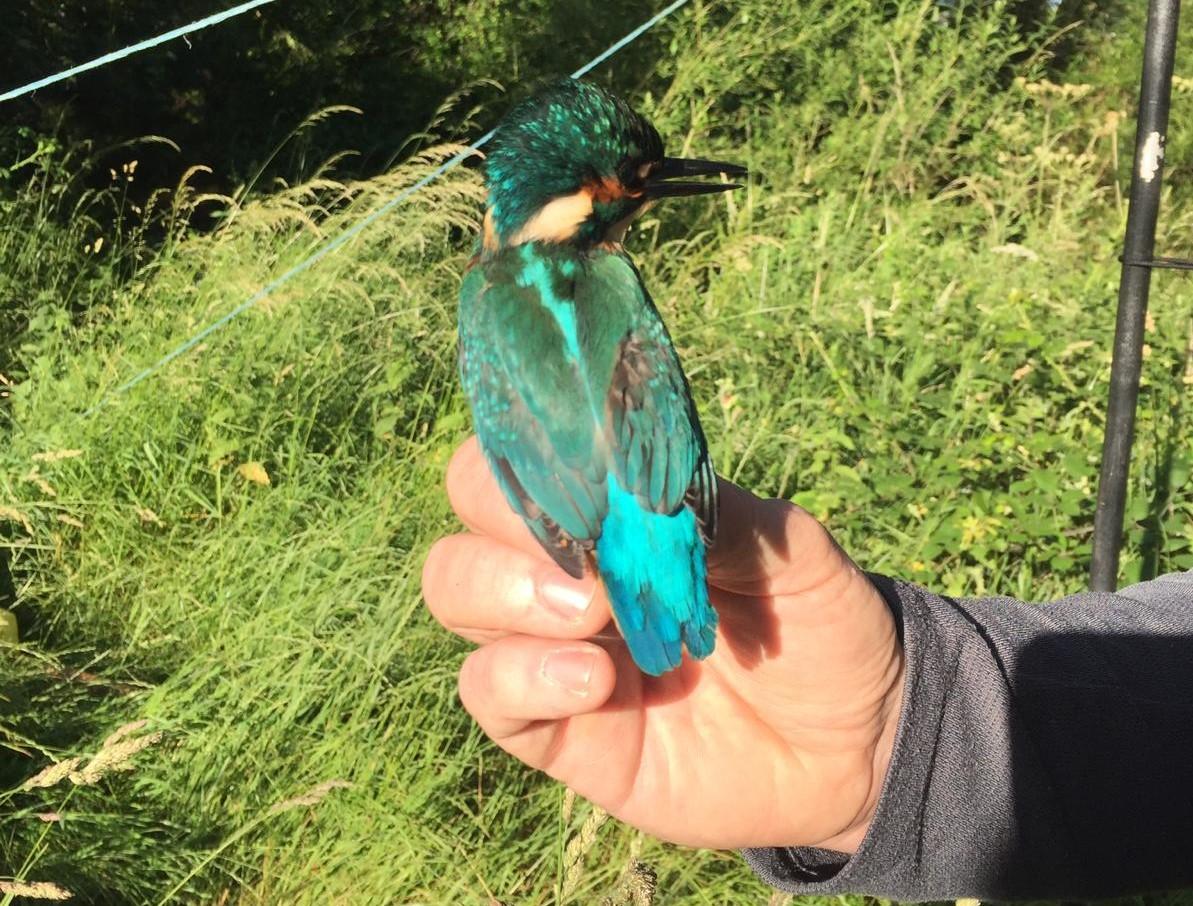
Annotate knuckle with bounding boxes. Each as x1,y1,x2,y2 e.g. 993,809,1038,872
445,437,481,501
458,644,520,715
457,648,491,707
420,537,455,614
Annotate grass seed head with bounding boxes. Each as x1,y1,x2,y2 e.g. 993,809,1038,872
0,880,72,900
70,728,164,785
268,779,353,815
30,449,83,463
102,719,149,749
22,758,82,791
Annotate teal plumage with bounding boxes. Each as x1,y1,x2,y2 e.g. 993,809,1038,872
457,79,744,675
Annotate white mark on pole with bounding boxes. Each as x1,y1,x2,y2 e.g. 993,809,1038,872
1139,131,1164,182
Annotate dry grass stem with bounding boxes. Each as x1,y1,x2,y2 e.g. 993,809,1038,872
561,803,609,901
31,450,83,463
22,468,57,497
102,720,149,749
601,860,657,906
268,779,353,815
0,879,73,900
0,505,34,535
69,726,163,785
22,758,82,791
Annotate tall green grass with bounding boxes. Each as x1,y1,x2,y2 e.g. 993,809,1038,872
2,0,1192,902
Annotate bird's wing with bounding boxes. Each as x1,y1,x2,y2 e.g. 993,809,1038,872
576,251,717,544
457,248,716,581
458,261,607,579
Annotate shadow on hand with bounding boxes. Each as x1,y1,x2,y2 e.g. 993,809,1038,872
595,480,794,689
707,481,794,671
717,593,782,671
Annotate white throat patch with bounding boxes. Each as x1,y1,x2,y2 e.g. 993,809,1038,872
508,189,594,246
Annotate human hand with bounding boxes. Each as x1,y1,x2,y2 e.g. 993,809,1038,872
422,437,904,851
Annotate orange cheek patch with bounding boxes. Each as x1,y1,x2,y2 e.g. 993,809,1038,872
589,176,642,202
590,177,623,203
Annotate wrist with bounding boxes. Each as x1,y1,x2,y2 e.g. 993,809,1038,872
811,635,906,854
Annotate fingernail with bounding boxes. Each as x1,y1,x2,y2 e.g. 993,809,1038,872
541,648,596,695
536,570,594,621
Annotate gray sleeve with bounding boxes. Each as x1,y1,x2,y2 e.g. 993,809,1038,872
741,571,1193,900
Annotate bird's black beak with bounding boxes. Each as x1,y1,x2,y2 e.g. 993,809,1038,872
644,156,748,199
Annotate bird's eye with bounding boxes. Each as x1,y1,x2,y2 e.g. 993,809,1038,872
636,161,655,181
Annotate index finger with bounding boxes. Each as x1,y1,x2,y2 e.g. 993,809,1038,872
445,436,845,597
446,436,556,562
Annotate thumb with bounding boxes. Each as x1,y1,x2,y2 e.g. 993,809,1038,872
707,478,863,600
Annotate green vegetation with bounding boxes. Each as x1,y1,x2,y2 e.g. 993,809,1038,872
5,0,675,210
2,0,1192,901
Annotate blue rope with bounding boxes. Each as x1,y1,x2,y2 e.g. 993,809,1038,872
570,0,689,79
83,0,692,417
1,0,277,103
81,134,496,417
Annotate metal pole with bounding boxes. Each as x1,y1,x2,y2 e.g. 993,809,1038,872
1090,0,1182,591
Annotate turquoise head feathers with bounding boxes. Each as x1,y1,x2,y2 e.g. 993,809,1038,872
483,79,663,248
482,79,745,250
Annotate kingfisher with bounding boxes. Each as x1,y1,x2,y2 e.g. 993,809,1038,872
457,79,745,676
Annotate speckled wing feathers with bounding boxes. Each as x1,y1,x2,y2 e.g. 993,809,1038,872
585,255,717,544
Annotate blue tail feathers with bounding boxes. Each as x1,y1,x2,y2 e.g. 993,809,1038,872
594,477,717,676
